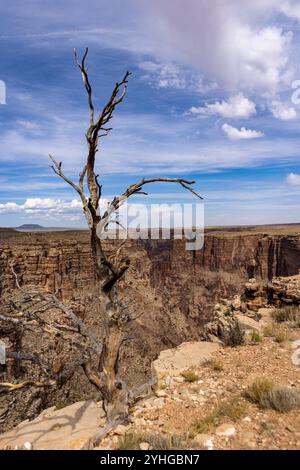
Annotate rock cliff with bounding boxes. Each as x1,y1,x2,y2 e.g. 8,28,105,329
0,227,300,431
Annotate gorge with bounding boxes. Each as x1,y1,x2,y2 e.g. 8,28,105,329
0,225,300,431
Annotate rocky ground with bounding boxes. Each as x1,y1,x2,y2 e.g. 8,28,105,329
125,331,300,450
0,274,300,451
1,304,299,450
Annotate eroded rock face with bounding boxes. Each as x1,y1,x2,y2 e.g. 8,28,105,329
0,230,300,431
202,275,300,343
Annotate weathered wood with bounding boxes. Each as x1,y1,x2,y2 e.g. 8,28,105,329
49,48,201,425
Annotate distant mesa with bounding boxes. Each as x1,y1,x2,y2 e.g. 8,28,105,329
17,224,44,230
14,224,84,232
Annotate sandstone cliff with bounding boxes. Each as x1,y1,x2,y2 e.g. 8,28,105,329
0,227,300,431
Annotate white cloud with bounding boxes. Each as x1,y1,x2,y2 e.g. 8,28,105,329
139,61,186,89
138,60,217,93
138,1,294,96
0,198,82,214
222,123,264,140
189,93,256,119
0,197,113,224
17,119,40,130
269,100,297,121
280,1,300,22
233,25,293,96
287,172,300,186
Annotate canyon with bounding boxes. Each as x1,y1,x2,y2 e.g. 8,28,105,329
0,225,300,431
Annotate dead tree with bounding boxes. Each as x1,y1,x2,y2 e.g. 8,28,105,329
49,48,201,424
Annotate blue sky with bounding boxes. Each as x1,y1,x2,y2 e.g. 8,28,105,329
0,0,300,227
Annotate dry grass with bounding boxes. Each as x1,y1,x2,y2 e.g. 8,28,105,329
245,378,300,412
274,330,289,343
272,306,300,324
250,330,263,343
118,432,194,450
245,377,274,404
263,324,277,337
263,324,289,343
181,368,199,383
204,358,224,372
193,396,248,434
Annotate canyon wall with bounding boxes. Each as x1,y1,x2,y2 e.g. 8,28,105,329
0,228,300,430
1,228,300,375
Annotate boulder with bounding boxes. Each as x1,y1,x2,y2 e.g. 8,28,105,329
215,424,236,437
151,341,221,385
0,400,106,450
193,433,214,450
236,314,261,333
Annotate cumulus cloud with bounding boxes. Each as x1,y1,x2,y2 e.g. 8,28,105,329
269,100,297,121
189,93,256,119
287,172,300,186
280,1,300,22
222,123,264,140
138,0,294,95
0,198,82,215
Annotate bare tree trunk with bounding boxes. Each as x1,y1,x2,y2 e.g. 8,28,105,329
89,228,129,421
49,47,202,427
98,307,129,422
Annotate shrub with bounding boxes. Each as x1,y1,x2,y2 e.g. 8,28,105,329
263,324,289,343
118,432,144,450
216,396,248,421
118,432,193,450
263,387,300,412
222,320,245,347
245,377,274,405
181,368,199,383
204,358,224,372
193,396,247,434
263,324,276,337
245,378,300,412
272,306,300,324
274,331,288,343
250,330,262,343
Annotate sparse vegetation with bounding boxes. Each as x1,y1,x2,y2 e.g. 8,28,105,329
159,383,167,390
272,306,300,324
181,368,199,383
274,330,288,343
263,324,289,343
118,432,193,450
245,378,300,412
193,396,248,434
264,387,300,412
222,321,245,347
250,330,262,343
263,324,277,337
204,358,224,371
245,377,274,404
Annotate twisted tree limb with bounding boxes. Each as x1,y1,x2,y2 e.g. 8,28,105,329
47,48,203,425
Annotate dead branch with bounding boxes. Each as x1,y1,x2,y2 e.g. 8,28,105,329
46,48,203,425
98,177,202,237
82,360,102,390
0,380,56,391
10,262,21,290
